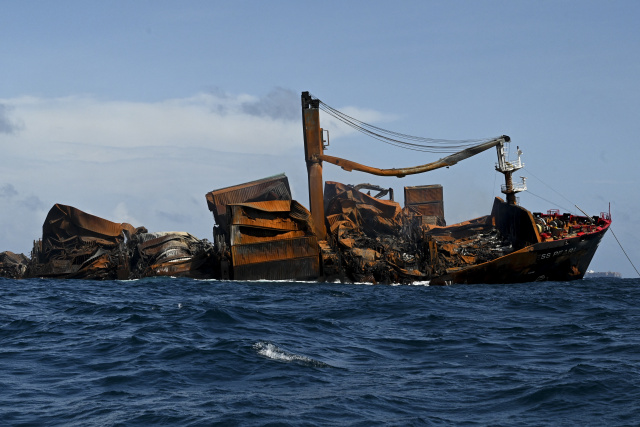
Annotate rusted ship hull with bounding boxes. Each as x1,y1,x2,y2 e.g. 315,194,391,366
317,183,611,285
430,226,608,285
1,92,613,285
4,183,610,284
430,195,612,285
3,171,610,285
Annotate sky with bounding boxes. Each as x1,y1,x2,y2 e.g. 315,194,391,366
1,1,639,277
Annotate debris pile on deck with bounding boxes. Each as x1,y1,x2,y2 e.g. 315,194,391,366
0,174,513,282
12,204,215,280
27,204,140,280
0,251,29,279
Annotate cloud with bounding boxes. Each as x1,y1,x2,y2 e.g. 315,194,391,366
0,183,18,198
156,210,190,224
0,185,49,254
241,87,299,120
0,91,395,163
0,183,44,213
0,104,22,134
0,91,334,157
20,195,46,211
113,202,142,227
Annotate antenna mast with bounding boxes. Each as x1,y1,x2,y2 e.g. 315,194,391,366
495,143,526,205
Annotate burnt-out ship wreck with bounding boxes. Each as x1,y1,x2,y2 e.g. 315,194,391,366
0,92,611,284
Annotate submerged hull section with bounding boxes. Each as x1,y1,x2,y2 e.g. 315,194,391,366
430,226,608,285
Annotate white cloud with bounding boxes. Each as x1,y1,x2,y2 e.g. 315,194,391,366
3,94,293,157
1,91,394,158
0,104,21,134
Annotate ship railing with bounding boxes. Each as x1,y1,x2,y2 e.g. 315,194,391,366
501,181,527,193
495,159,524,172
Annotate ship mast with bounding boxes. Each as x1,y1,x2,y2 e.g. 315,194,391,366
301,92,327,239
495,143,526,205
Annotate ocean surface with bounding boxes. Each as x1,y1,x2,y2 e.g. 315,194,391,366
1,277,639,426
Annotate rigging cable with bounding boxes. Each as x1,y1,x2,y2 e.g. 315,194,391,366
311,95,500,154
524,189,573,213
609,227,640,278
523,167,576,211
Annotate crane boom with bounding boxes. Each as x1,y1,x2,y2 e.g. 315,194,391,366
315,136,509,177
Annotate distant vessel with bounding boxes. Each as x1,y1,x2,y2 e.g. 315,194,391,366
584,271,622,279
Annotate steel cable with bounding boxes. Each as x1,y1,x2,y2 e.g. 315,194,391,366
312,95,498,154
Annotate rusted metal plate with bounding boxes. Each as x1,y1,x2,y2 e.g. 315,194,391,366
224,196,320,280
231,236,318,266
233,256,320,281
325,181,402,220
42,204,137,245
230,227,306,245
205,174,291,229
231,200,292,212
409,201,445,218
228,204,300,231
404,185,445,226
227,201,315,234
404,185,443,205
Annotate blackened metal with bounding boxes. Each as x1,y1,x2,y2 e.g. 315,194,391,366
206,174,292,232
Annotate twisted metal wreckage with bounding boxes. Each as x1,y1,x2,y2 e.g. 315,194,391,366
0,92,611,284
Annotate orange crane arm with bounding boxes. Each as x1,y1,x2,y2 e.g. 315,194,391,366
315,136,510,177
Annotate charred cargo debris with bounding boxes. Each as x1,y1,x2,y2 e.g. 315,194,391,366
21,204,216,280
0,251,29,279
205,174,319,281
1,172,610,283
2,174,516,283
321,181,514,284
203,175,513,284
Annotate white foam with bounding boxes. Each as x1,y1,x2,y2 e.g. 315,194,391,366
246,279,320,284
193,278,428,286
408,280,431,286
253,342,328,366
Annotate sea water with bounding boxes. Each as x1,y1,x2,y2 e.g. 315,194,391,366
1,277,638,426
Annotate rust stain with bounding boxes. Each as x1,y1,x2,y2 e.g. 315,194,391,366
206,174,291,231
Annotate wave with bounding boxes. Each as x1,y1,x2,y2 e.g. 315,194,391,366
253,341,332,368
